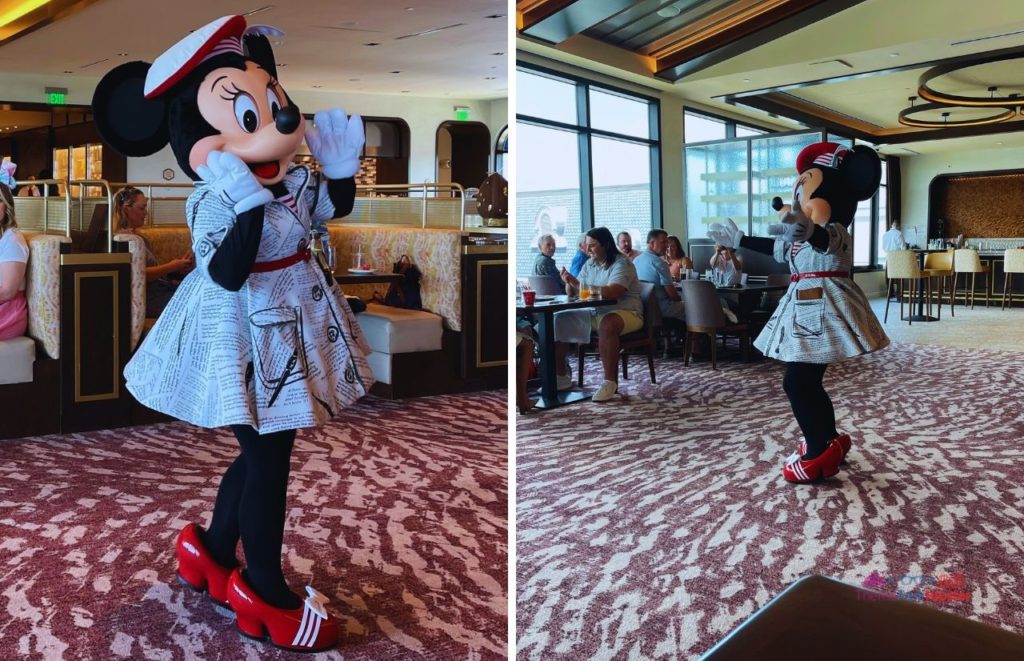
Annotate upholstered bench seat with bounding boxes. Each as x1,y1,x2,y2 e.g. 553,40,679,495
357,303,443,385
0,336,35,385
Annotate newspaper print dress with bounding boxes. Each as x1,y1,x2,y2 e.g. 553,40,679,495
753,222,889,364
124,165,374,434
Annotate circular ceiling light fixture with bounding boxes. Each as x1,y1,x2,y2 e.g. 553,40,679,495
657,4,681,18
917,49,1024,107
898,97,1015,128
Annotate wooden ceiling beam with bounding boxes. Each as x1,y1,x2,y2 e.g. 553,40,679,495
654,0,868,81
517,0,636,44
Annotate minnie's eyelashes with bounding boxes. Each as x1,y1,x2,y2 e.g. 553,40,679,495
219,82,245,101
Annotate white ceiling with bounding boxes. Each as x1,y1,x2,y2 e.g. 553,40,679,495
0,0,509,100
518,0,1024,154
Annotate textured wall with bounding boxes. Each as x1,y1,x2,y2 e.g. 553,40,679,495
934,172,1024,238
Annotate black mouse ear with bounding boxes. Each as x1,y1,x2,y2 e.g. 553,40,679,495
92,61,169,157
842,145,882,201
243,32,277,80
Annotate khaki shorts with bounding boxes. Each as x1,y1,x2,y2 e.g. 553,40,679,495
592,310,643,335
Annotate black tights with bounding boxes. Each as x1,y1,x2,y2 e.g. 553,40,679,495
202,425,301,610
782,362,837,459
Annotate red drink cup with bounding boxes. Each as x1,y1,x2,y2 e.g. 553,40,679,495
522,289,536,305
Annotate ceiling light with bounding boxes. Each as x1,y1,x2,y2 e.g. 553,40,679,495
743,78,750,82
243,5,274,17
364,42,380,46
312,85,322,89
117,52,128,57
484,76,495,80
492,51,504,56
657,5,682,18
917,51,1024,107
390,70,401,74
63,70,72,74
349,78,360,81
0,0,50,28
889,53,899,57
898,100,1015,128
485,14,505,19
400,90,410,93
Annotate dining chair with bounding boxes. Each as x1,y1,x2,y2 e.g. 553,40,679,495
576,282,661,385
528,274,565,296
952,248,990,310
884,249,928,325
923,249,954,319
678,279,750,370
1002,248,1024,310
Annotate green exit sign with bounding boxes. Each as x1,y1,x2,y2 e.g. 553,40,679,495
46,87,67,105
454,106,470,121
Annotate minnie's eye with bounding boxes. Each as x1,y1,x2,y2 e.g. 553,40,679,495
267,88,282,120
233,94,259,133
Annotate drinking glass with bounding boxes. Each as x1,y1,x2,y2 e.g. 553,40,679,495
579,280,591,300
588,283,601,300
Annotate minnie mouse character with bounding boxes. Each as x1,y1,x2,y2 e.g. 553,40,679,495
92,15,374,651
708,142,889,484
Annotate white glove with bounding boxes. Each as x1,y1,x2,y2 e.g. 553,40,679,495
707,217,744,248
305,109,365,179
195,150,273,214
767,191,814,242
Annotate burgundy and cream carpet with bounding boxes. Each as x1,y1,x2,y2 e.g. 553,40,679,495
0,391,507,660
517,342,1024,659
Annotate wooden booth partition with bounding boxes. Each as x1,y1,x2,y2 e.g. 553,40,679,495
461,243,508,389
59,251,132,433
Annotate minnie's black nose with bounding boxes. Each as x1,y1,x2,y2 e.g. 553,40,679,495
276,105,301,135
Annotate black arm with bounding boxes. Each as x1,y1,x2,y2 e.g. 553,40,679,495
326,177,356,218
739,235,775,255
207,207,266,292
806,224,829,251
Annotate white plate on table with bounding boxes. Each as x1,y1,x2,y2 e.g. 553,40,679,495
347,268,376,275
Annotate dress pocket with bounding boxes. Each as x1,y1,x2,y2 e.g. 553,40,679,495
793,299,824,337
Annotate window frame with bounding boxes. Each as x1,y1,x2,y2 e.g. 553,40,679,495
516,62,663,231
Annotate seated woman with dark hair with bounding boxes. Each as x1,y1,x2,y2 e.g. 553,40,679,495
114,186,195,318
554,227,643,403
664,235,693,280
0,179,29,340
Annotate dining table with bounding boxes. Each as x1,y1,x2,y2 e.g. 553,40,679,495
516,294,616,409
675,277,791,321
908,248,947,322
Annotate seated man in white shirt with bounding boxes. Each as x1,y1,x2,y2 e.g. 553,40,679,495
883,221,907,252
709,244,743,286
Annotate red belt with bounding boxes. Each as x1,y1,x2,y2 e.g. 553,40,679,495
791,270,850,282
251,247,311,273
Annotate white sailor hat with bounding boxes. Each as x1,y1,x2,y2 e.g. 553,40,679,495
144,15,247,99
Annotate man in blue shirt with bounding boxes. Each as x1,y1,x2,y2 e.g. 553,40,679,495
568,237,588,277
633,229,684,322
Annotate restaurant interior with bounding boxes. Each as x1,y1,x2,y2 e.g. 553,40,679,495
515,0,1024,658
0,1,507,658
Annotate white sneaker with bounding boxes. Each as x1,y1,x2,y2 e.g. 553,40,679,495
556,364,573,391
592,380,618,402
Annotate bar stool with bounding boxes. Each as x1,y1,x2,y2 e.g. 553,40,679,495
1003,248,1024,310
923,249,954,319
884,250,929,325
952,248,990,310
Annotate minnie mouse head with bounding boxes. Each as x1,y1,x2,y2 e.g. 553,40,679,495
92,15,303,186
789,142,881,227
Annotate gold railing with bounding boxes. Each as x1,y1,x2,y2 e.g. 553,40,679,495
16,179,471,234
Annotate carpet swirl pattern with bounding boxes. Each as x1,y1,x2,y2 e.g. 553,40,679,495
517,343,1024,659
1,392,507,660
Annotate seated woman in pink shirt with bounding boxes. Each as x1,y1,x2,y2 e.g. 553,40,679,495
0,178,29,340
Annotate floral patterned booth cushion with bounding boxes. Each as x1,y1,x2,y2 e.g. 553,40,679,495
327,227,462,331
136,226,194,267
23,232,72,359
113,233,147,352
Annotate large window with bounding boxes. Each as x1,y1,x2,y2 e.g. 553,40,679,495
516,65,660,277
685,126,888,269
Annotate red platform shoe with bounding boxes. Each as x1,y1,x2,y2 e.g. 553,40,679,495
227,569,339,652
176,523,235,608
783,438,843,484
798,433,852,463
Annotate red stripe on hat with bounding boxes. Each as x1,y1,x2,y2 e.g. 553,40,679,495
145,15,247,99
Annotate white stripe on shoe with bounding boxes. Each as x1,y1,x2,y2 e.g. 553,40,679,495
292,605,312,647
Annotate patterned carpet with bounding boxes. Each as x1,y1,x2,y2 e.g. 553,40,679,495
516,343,1024,659
0,392,507,660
